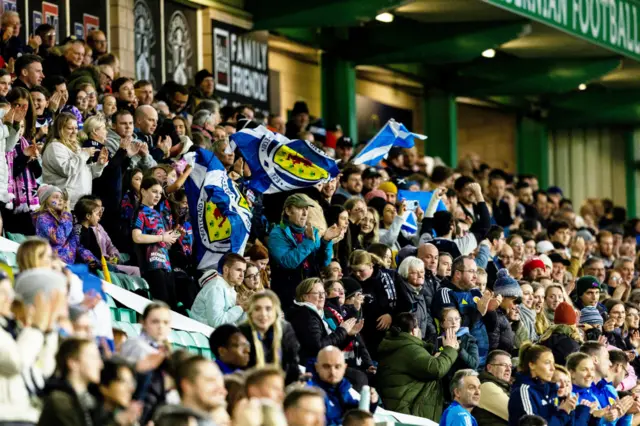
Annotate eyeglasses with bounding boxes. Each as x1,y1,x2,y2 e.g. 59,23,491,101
101,71,113,83
490,363,513,369
244,273,259,281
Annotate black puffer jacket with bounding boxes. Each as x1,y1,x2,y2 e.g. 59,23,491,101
539,325,582,366
239,320,301,384
286,302,352,368
395,274,436,347
353,267,398,359
485,308,516,353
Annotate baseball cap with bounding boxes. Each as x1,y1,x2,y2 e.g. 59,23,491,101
548,252,570,267
336,136,353,148
362,167,381,180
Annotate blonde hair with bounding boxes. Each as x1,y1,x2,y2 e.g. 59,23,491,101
246,290,282,367
44,112,79,153
17,237,51,271
80,113,106,142
349,249,385,269
295,277,323,302
358,207,379,248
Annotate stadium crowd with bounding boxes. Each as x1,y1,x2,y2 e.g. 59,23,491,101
0,7,640,426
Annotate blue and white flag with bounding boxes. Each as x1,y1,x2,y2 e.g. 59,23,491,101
184,149,252,271
401,211,418,235
398,190,447,212
231,125,340,194
353,119,427,166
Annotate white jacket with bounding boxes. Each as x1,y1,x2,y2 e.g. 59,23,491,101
190,275,245,328
0,325,58,423
41,140,106,208
0,123,19,205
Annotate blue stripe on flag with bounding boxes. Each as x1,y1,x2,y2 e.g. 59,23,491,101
353,119,427,166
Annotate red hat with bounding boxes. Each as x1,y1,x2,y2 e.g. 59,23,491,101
554,302,577,326
523,258,546,278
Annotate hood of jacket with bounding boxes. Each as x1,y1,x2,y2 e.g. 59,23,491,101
540,324,583,343
377,331,426,356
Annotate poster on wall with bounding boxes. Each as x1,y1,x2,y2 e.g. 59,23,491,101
69,0,107,40
163,0,197,86
134,0,162,87
211,20,269,113
28,0,65,40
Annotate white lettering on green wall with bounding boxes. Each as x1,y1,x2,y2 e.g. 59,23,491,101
484,0,640,59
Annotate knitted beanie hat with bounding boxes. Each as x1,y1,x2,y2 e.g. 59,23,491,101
341,277,362,299
576,275,602,298
378,181,398,195
364,189,387,203
579,306,604,326
523,258,546,278
554,302,577,326
15,268,67,305
493,269,522,298
37,184,62,206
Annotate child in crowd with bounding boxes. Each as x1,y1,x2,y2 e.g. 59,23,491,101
34,184,98,267
131,177,179,309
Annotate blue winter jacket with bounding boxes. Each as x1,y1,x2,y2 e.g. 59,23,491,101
268,221,333,308
439,401,478,426
508,373,590,426
308,375,376,426
432,281,489,368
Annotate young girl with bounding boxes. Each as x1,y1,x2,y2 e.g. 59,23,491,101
236,262,265,309
356,207,380,250
120,168,142,245
132,177,179,309
441,306,479,402
29,86,53,144
34,184,98,266
168,188,193,272
6,99,41,234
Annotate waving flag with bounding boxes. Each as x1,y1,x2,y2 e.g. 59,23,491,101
401,211,418,235
184,149,252,270
231,125,340,194
353,119,427,166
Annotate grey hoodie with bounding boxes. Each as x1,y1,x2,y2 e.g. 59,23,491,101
106,128,156,170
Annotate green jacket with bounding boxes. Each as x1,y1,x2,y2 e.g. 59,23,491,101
376,331,458,422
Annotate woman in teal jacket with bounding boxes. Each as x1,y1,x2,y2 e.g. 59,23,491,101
376,312,460,423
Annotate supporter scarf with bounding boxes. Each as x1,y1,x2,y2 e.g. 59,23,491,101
6,136,40,212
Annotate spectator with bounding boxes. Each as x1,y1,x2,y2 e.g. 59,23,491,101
190,253,247,327
518,282,539,343
433,255,495,368
268,193,339,308
208,324,250,374
244,365,285,404
87,30,108,61
440,306,479,400
508,343,588,426
342,409,375,426
308,346,378,426
350,250,396,357
539,301,582,366
332,165,362,205
134,80,154,106
572,275,607,318
439,369,481,426
474,350,511,426
173,355,227,423
377,312,458,422
13,54,44,90
1,11,35,61
283,387,326,426
39,338,104,426
98,358,140,425
395,255,433,344
132,176,181,305
113,77,136,114
41,112,107,208
287,277,359,369
238,290,301,384
285,101,309,139
43,39,85,79
486,269,522,352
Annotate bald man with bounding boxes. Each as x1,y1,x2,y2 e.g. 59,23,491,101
310,346,378,426
416,243,441,306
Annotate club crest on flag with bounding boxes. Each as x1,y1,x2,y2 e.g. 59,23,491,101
274,144,330,182
205,201,231,243
232,125,339,194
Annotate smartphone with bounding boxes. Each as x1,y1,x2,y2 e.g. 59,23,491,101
406,200,420,211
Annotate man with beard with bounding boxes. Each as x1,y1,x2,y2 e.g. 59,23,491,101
486,171,514,228
332,166,363,205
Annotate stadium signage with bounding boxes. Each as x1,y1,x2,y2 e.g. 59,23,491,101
482,0,640,60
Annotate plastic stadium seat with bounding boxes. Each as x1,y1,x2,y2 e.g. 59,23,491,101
190,331,213,359
117,308,137,323
6,232,27,244
176,330,199,355
168,330,186,350
116,321,138,338
105,294,119,321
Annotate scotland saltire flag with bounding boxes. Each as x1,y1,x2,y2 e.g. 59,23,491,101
353,119,427,166
401,211,418,235
184,149,252,270
231,125,340,194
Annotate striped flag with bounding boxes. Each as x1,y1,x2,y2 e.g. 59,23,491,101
352,119,427,166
